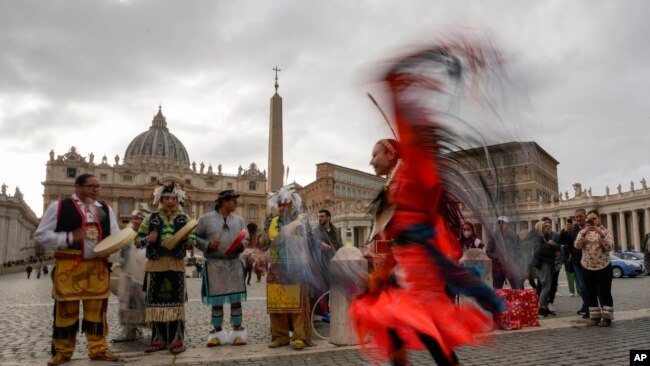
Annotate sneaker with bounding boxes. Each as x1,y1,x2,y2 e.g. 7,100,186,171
581,313,590,319
577,310,586,315
291,339,306,350
89,351,120,362
47,354,71,366
569,293,576,297
598,318,612,327
145,340,167,353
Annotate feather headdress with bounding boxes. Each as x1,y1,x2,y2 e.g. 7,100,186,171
153,181,186,206
268,185,302,210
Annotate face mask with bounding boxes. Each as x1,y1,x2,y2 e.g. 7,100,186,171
463,231,472,238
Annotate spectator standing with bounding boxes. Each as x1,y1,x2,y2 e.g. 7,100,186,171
26,265,33,279
532,221,560,316
562,218,580,296
518,229,539,291
574,209,614,326
559,208,590,318
459,222,485,251
312,209,343,323
542,217,562,311
487,216,522,289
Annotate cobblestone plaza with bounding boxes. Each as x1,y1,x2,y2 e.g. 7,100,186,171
0,270,648,365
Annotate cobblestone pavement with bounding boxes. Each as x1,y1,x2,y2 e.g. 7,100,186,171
179,316,650,366
0,270,330,362
0,269,648,364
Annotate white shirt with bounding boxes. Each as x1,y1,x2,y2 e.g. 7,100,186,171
35,194,119,259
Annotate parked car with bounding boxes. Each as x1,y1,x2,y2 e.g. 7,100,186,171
609,254,644,278
612,251,644,264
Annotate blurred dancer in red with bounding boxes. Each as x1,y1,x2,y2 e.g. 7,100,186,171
350,40,509,365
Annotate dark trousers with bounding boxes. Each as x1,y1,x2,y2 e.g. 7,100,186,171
492,263,521,289
572,261,589,312
245,268,252,284
388,328,458,366
583,264,613,308
548,269,560,303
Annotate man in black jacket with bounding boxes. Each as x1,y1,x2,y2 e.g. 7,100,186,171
313,209,343,323
487,216,522,289
558,208,589,318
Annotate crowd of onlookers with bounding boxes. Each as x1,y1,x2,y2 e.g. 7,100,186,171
1,256,53,277
2,255,53,268
459,208,650,326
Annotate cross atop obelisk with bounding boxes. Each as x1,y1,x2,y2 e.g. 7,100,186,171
273,66,281,93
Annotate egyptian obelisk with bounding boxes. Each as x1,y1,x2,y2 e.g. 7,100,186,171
267,66,284,192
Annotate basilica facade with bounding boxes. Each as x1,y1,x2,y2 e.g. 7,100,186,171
42,107,268,230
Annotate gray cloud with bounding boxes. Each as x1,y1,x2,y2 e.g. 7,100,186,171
1,0,648,214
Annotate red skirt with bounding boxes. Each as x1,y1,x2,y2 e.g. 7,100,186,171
349,244,492,362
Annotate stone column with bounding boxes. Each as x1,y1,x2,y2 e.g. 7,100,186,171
606,212,613,233
619,211,628,251
644,208,650,237
631,210,641,252
528,220,534,231
0,217,8,264
8,216,19,261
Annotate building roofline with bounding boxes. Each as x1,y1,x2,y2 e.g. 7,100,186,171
447,141,560,165
314,162,382,181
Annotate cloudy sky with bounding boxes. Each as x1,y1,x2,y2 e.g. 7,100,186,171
1,0,649,215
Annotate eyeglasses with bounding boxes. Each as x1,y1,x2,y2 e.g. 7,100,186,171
82,184,101,190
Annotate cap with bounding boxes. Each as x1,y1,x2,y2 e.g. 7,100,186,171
497,216,510,223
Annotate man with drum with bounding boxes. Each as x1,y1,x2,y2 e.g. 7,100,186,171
194,190,250,347
112,208,148,342
137,182,195,354
34,173,121,366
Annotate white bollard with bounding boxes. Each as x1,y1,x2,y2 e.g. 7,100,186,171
459,248,494,332
459,248,492,286
329,246,367,346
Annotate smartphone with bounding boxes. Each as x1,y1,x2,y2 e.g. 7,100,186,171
586,219,595,226
567,218,573,224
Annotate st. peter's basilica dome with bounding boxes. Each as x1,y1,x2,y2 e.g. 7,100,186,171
124,106,190,168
